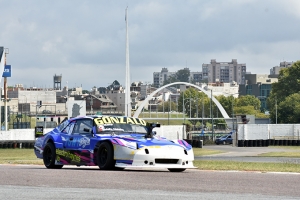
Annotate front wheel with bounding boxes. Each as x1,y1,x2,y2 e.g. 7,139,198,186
43,143,63,169
97,142,115,170
168,168,186,172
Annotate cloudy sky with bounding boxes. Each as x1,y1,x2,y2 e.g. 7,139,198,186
0,0,299,90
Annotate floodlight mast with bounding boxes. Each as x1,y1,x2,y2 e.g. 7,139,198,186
125,7,131,117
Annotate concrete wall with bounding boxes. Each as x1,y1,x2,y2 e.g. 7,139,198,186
153,125,186,140
0,126,186,141
0,128,53,141
237,124,300,140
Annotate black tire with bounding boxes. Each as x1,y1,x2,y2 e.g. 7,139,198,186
168,168,186,172
97,142,114,170
43,143,63,169
114,167,125,171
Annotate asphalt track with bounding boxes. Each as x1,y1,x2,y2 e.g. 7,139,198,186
1,164,300,199
196,145,300,164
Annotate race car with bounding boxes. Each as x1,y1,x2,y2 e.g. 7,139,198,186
34,115,196,172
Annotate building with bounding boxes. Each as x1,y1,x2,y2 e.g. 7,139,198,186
202,59,247,84
153,68,176,88
270,61,294,77
239,74,278,111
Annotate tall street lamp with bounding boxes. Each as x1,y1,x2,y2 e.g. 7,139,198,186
210,90,214,141
275,97,277,124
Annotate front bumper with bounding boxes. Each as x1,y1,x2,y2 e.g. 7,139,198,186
114,145,196,169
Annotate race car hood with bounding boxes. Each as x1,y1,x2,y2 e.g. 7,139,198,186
94,133,192,150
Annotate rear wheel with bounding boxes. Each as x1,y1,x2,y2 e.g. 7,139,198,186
43,143,63,169
168,168,186,172
97,142,114,170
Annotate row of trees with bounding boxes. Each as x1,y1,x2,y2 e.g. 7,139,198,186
156,87,268,127
159,61,300,124
268,61,300,124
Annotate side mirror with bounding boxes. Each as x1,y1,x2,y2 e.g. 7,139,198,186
83,128,91,133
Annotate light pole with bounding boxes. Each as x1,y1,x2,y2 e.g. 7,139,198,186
210,90,214,141
275,98,277,124
168,96,170,125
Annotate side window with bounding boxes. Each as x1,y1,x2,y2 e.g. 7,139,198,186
62,122,75,135
72,119,93,135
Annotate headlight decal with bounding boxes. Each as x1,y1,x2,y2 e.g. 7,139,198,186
113,138,137,150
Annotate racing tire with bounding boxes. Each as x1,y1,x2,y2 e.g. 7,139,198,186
43,143,63,169
168,168,186,172
97,142,115,170
114,167,125,171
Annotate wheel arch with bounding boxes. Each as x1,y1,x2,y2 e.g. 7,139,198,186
93,139,114,165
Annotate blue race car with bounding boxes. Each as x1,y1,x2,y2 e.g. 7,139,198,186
34,115,195,172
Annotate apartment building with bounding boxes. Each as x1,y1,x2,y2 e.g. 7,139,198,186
202,59,247,84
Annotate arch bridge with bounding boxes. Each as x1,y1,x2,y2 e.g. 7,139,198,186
133,82,230,119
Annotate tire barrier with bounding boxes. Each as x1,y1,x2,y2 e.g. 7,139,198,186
244,140,248,147
184,139,192,145
0,142,35,149
257,140,262,147
248,140,253,147
253,140,257,147
237,140,244,147
238,140,271,147
184,139,203,148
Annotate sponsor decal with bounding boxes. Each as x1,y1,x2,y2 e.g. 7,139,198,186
79,137,90,148
56,149,80,163
95,116,146,126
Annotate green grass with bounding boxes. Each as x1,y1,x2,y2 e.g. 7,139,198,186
194,160,300,173
193,148,224,156
0,149,43,165
1,148,300,173
259,146,300,157
259,152,300,157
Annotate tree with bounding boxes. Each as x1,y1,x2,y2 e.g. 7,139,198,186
176,68,190,82
163,74,178,85
163,68,191,86
236,95,261,110
276,93,300,124
268,61,300,123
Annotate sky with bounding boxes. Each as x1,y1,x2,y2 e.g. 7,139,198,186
0,0,299,90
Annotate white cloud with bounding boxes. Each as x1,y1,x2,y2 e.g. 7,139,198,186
0,0,299,90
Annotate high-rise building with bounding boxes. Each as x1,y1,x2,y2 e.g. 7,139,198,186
202,59,247,84
270,61,294,77
153,68,176,88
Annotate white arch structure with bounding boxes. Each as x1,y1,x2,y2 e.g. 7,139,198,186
133,82,230,119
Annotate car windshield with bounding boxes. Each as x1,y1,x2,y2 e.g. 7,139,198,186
220,135,228,139
94,116,148,135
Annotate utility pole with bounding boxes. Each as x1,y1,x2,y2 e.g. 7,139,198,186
275,98,277,124
211,90,214,141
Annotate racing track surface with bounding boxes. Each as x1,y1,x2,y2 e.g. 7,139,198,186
1,164,300,199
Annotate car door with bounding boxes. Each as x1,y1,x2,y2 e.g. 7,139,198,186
63,119,93,165
227,135,232,144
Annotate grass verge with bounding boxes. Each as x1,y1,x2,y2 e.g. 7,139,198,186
0,149,43,165
194,160,300,173
193,148,224,156
2,148,300,173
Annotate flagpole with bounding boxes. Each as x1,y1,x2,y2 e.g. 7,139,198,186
125,7,131,117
